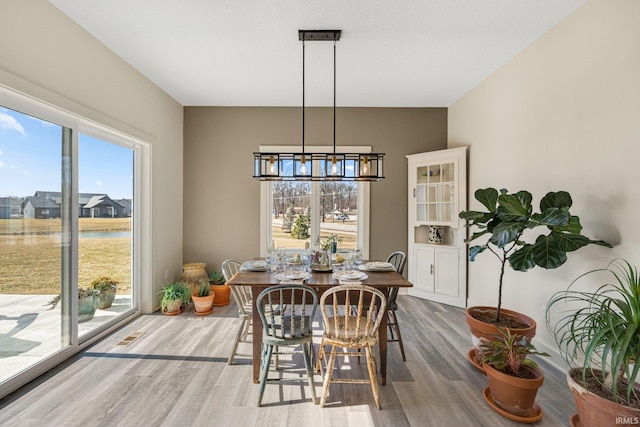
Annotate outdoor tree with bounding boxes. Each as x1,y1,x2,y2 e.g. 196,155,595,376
291,206,311,239
282,205,296,233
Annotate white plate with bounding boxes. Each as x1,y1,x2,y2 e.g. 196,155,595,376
333,270,368,281
275,272,310,281
243,260,268,268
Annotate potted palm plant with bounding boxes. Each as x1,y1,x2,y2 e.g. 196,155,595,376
459,188,612,365
159,281,191,315
546,259,640,426
192,280,214,315
480,328,548,421
91,276,118,309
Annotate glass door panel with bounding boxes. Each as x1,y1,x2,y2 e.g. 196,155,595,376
77,134,134,336
0,107,70,383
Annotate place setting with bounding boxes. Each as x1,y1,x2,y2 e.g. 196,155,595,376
332,269,368,285
358,261,396,272
240,260,270,272
275,270,311,284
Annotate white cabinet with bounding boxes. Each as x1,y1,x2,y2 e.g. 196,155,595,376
407,148,467,308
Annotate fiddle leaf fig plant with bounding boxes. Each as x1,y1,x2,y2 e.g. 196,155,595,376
460,188,612,322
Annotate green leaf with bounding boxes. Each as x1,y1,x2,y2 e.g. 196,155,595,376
474,188,499,213
531,235,568,269
529,207,570,228
508,244,536,271
549,232,613,252
497,191,532,221
540,191,572,210
459,210,487,221
466,229,489,243
551,215,582,234
468,245,486,261
489,221,525,248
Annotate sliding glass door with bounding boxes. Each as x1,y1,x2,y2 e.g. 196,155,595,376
0,102,138,386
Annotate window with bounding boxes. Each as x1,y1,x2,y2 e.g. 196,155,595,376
260,146,370,257
0,86,147,394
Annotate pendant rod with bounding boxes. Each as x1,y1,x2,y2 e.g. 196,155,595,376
302,39,305,154
333,39,336,155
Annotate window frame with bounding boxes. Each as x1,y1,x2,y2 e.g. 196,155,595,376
259,145,370,259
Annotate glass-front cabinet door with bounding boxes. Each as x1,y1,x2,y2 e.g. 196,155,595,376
415,161,456,225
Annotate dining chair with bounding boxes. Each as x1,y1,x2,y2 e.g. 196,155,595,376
317,283,387,409
255,283,318,407
222,259,252,365
386,251,407,361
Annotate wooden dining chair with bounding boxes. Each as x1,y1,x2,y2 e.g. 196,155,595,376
317,283,387,409
222,259,252,365
255,284,318,407
386,251,407,361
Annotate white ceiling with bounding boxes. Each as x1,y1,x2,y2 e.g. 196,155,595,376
49,0,586,107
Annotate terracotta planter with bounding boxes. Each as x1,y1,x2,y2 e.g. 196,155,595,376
162,299,183,315
484,363,544,418
211,283,231,306
180,262,209,295
466,306,536,366
567,368,640,427
192,293,215,314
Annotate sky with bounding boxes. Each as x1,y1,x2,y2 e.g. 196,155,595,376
0,107,133,199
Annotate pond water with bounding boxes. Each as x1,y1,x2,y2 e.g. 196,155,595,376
80,231,131,238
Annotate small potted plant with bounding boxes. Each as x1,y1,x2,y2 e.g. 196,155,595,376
159,281,191,315
191,280,214,315
47,288,101,322
209,270,230,306
459,188,612,364
480,328,549,421
91,276,119,309
546,259,640,426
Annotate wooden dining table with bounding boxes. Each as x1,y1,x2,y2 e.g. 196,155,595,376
226,264,413,385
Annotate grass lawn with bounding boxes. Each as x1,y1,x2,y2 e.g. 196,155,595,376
0,218,131,294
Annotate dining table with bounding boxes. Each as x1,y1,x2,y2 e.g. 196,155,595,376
226,262,413,385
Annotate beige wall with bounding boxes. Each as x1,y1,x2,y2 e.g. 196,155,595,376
448,0,640,361
183,107,447,272
0,1,184,312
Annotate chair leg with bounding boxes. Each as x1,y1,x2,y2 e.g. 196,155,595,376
316,338,325,373
228,318,247,365
257,344,274,407
303,342,317,404
320,346,337,408
389,311,406,361
366,345,381,409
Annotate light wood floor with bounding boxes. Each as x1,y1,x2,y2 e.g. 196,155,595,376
0,296,575,426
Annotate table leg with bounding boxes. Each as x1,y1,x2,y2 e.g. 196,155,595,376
252,285,261,384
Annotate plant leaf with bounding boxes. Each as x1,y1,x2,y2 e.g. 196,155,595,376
551,215,582,234
540,191,572,210
508,244,536,272
497,191,532,219
529,207,570,228
531,234,568,269
474,188,499,212
468,245,487,261
489,221,525,248
550,232,613,252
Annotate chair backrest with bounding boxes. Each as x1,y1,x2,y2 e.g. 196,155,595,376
222,259,252,316
256,284,318,340
386,251,406,275
386,251,406,310
320,284,387,342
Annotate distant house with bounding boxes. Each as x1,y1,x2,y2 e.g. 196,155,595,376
0,197,23,219
22,191,130,218
22,196,61,219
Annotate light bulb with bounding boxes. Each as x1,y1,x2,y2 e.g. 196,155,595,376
268,155,275,174
361,157,369,175
331,156,338,175
299,156,307,174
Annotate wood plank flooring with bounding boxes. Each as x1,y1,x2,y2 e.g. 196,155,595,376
0,296,575,426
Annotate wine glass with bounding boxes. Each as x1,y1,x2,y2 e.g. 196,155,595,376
265,249,276,273
352,248,362,269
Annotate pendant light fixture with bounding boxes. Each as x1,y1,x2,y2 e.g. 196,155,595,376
253,30,385,181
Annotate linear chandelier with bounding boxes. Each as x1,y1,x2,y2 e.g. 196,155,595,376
253,30,385,181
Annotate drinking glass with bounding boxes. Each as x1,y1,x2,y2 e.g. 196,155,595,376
352,248,362,268
265,249,276,273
